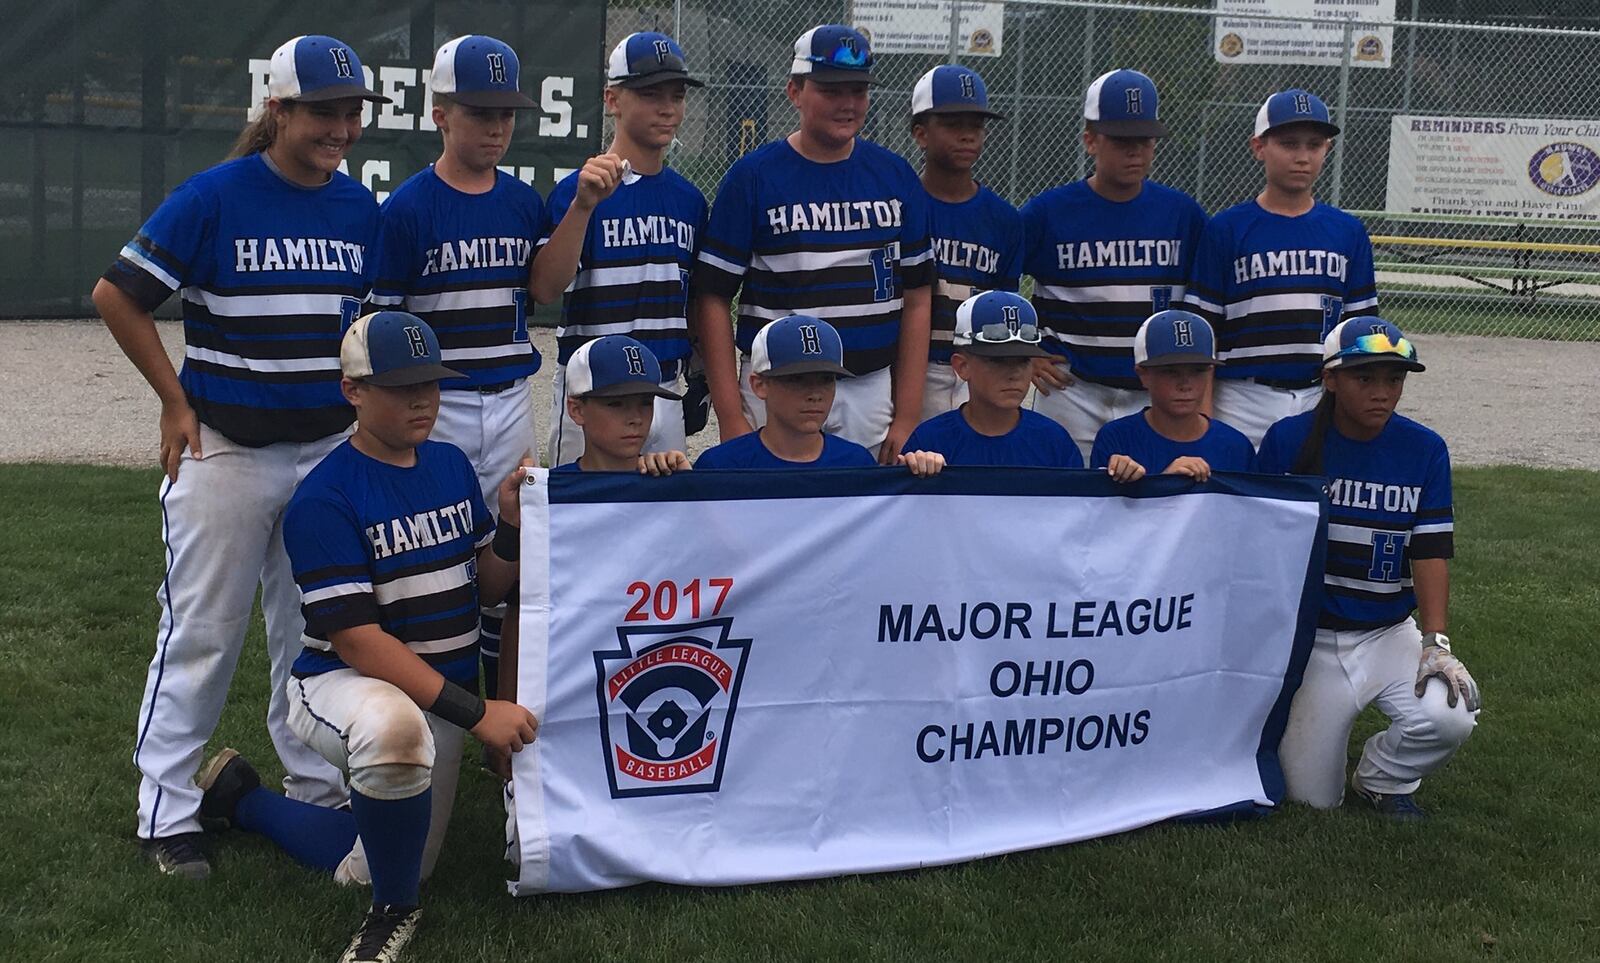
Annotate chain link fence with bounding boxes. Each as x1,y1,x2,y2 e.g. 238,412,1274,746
610,0,1600,340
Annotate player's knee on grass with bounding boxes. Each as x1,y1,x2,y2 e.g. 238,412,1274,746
344,691,436,799
1406,680,1478,750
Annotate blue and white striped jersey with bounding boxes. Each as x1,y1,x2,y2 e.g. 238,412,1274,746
371,167,541,390
927,186,1023,365
285,439,495,686
101,153,378,446
1255,411,1453,631
540,166,707,368
695,138,936,375
1021,180,1206,390
1186,201,1379,385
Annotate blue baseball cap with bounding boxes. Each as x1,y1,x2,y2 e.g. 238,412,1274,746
1254,88,1340,138
1134,310,1220,367
567,336,683,398
1083,69,1166,138
911,65,1004,120
341,312,463,386
1322,318,1425,371
607,32,703,89
267,35,389,104
431,35,536,108
751,315,853,377
953,291,1051,359
790,25,875,84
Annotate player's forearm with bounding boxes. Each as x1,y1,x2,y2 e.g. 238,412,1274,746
528,207,593,304
691,293,746,424
891,286,932,422
476,544,518,608
496,607,520,703
1412,558,1450,635
93,279,186,408
329,623,448,708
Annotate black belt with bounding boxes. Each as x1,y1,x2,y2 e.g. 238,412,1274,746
471,379,520,394
1252,376,1322,390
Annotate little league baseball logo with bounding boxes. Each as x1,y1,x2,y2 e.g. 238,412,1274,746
594,617,752,798
1528,142,1600,197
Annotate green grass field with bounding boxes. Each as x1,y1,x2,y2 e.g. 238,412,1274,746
2,463,1596,962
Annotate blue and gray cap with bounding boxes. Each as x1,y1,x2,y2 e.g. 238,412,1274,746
431,35,536,108
567,336,684,398
751,315,853,377
341,312,463,386
607,32,703,89
1083,69,1166,138
1322,318,1424,371
790,24,875,84
953,291,1052,359
268,35,389,103
911,64,1004,120
1133,310,1220,367
1254,88,1339,138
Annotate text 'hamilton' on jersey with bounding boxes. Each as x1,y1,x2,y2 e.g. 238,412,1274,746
372,168,545,391
1186,200,1378,385
101,153,379,447
1254,411,1453,632
1021,180,1207,390
927,186,1024,364
695,138,936,376
540,166,708,368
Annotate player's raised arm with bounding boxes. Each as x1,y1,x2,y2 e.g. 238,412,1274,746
529,153,625,304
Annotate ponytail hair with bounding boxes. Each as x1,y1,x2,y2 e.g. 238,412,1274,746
1291,388,1336,476
227,100,293,159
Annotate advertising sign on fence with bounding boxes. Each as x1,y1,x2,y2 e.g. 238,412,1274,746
1212,0,1394,68
1386,115,1600,221
852,0,1006,57
509,468,1325,894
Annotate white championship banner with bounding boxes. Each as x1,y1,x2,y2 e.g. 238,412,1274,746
511,468,1327,894
1386,114,1600,221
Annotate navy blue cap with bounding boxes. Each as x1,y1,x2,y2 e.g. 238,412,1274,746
567,336,683,398
341,312,464,386
791,25,875,84
911,65,1004,120
267,35,389,104
953,291,1052,359
1134,310,1220,367
751,315,853,377
1254,89,1340,138
607,32,704,89
431,35,537,108
1083,69,1166,138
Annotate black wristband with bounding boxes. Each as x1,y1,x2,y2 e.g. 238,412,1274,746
491,520,521,562
429,680,487,730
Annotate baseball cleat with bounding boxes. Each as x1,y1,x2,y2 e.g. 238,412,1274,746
141,833,210,880
196,747,260,831
339,904,422,963
1351,775,1427,822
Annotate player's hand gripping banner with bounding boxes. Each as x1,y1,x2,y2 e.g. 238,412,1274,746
510,468,1326,894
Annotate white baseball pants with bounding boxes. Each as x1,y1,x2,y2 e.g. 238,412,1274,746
919,361,968,423
1031,373,1149,462
1211,378,1323,449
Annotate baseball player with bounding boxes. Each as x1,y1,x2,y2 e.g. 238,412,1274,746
909,64,1023,420
194,312,537,963
1090,310,1254,483
1186,89,1379,447
903,292,1082,468
692,24,935,463
554,335,693,475
694,315,944,474
370,35,542,702
91,34,387,879
531,32,708,466
1256,318,1477,819
1023,69,1207,460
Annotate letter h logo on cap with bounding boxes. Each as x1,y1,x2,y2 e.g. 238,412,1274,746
330,46,353,79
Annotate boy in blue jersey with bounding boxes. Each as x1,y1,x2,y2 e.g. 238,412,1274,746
1023,69,1207,461
910,64,1023,421
556,335,694,475
1186,89,1380,447
372,35,543,701
1256,318,1477,819
1091,310,1254,483
905,292,1082,468
92,34,389,879
532,32,708,466
696,316,945,474
693,24,936,464
193,312,538,961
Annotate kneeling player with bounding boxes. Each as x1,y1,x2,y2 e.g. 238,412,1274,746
1090,310,1254,483
194,313,538,962
1256,318,1478,819
903,291,1082,468
696,315,944,475
555,335,693,475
